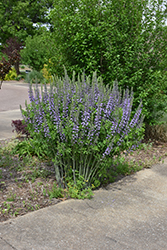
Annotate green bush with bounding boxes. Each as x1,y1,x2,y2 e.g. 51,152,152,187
4,67,17,80
20,32,58,72
50,0,167,124
25,70,44,83
20,71,144,189
15,72,26,81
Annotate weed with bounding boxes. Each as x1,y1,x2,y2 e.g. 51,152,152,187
67,181,93,199
17,183,23,188
6,193,16,202
43,188,46,196
65,171,93,199
2,202,11,215
13,210,19,217
31,167,51,179
37,181,43,186
0,169,2,178
27,204,34,211
35,204,40,210
2,209,6,214
48,182,64,199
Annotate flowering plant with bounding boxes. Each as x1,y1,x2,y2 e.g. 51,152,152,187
21,71,144,187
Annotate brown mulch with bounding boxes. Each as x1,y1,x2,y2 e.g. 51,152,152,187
0,138,68,222
124,140,167,168
0,138,167,223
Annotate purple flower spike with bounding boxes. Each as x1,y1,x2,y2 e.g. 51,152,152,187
23,71,143,165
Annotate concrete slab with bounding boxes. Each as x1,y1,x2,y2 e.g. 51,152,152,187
0,237,14,250
0,163,167,249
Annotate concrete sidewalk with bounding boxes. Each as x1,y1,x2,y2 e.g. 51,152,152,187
0,161,167,249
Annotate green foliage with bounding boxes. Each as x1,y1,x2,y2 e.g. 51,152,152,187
15,72,26,81
12,138,47,158
4,67,17,80
50,0,167,124
66,169,93,199
21,34,49,71
25,70,44,83
42,63,52,82
0,0,53,44
47,182,64,199
20,31,62,75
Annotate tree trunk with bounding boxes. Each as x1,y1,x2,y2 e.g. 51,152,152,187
14,60,20,75
0,80,3,89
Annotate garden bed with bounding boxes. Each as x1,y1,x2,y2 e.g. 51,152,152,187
0,138,167,223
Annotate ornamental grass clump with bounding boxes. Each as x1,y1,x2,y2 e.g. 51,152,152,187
21,71,144,188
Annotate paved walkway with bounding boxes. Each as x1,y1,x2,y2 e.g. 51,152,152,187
1,162,167,249
0,81,29,140
0,81,167,249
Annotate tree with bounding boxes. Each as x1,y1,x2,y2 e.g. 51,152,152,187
2,37,23,75
0,0,53,45
20,28,64,75
20,31,52,72
0,57,12,89
49,0,167,124
21,27,65,76
0,50,20,89
0,0,54,75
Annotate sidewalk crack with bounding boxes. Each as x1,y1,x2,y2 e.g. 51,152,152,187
0,236,17,250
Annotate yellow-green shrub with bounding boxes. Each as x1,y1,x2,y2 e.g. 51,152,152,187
42,64,52,82
4,67,17,80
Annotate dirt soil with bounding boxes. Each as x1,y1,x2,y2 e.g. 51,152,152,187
0,139,167,223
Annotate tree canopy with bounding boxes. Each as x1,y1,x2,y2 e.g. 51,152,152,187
20,31,55,72
49,0,167,124
0,0,53,45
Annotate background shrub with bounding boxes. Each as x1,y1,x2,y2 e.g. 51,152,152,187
20,34,48,72
15,72,26,81
4,67,17,80
49,0,167,125
42,64,52,82
144,123,167,142
21,71,144,188
25,70,44,83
